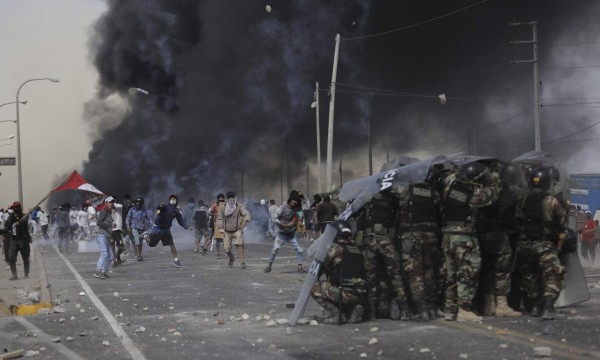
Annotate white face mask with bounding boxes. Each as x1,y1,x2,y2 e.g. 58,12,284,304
169,199,177,206
227,198,236,205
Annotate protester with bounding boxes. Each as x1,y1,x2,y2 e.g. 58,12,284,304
581,211,596,264
264,192,305,273
94,197,115,279
317,195,338,233
194,199,211,255
77,203,90,241
217,191,251,269
143,194,192,267
268,199,278,239
207,193,226,259
121,194,134,256
37,207,50,240
3,202,31,280
56,203,71,253
109,197,125,267
126,196,153,261
69,206,79,241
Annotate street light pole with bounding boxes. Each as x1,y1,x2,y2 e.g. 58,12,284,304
0,101,27,109
16,78,59,204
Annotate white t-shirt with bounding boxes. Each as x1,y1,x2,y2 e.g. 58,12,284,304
69,210,78,225
77,210,89,227
38,211,49,226
88,206,97,226
112,203,123,232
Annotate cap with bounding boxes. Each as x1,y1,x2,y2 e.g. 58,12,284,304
104,196,115,203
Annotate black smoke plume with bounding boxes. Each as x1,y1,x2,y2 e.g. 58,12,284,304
74,0,600,206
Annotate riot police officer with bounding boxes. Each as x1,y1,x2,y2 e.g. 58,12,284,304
517,166,566,320
477,163,522,317
357,193,409,321
441,162,501,321
397,171,441,321
310,220,367,324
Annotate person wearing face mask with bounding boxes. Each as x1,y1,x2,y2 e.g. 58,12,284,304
217,191,251,269
142,194,192,268
204,193,226,258
3,202,32,280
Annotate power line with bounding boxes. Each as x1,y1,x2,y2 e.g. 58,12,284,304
546,40,600,47
543,121,600,144
474,108,533,134
333,82,518,103
342,0,489,41
542,64,600,69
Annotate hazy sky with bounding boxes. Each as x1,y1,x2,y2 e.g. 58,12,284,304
0,0,104,208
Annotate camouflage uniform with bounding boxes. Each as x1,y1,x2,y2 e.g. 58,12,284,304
357,193,408,318
397,182,441,319
441,172,501,317
310,239,367,318
478,182,522,298
517,189,566,301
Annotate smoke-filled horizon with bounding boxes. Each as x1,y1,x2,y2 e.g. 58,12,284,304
76,0,600,205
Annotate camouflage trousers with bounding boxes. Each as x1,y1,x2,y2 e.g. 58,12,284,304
517,239,565,300
310,280,365,312
362,232,407,304
479,231,513,296
442,229,481,314
401,231,440,308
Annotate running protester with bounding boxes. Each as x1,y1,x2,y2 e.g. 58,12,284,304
195,199,211,254
143,194,192,267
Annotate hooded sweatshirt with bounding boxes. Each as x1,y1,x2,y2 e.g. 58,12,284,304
153,195,188,231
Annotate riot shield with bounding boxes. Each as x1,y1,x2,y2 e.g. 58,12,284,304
291,156,450,325
555,252,591,308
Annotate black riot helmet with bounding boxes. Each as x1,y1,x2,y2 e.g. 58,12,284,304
134,196,145,208
529,166,552,190
548,166,560,182
458,162,487,182
331,220,352,240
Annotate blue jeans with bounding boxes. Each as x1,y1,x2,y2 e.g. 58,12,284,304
96,232,113,273
269,232,303,264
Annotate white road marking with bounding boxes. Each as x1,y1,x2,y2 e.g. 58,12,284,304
52,245,147,360
13,316,85,360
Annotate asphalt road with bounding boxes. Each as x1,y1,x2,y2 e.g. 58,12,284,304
1,230,600,360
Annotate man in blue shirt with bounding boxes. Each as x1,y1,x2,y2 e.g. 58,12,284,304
126,196,153,262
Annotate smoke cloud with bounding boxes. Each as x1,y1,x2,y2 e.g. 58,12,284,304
75,0,600,206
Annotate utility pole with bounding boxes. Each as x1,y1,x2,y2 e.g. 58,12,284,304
314,82,322,194
367,96,373,176
326,34,341,192
510,20,541,151
386,144,389,162
339,158,343,189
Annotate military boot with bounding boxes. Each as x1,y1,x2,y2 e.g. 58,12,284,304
482,294,496,316
541,297,557,320
367,299,378,321
530,298,543,317
495,296,521,317
414,302,430,322
390,300,411,320
457,308,483,322
348,305,365,324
